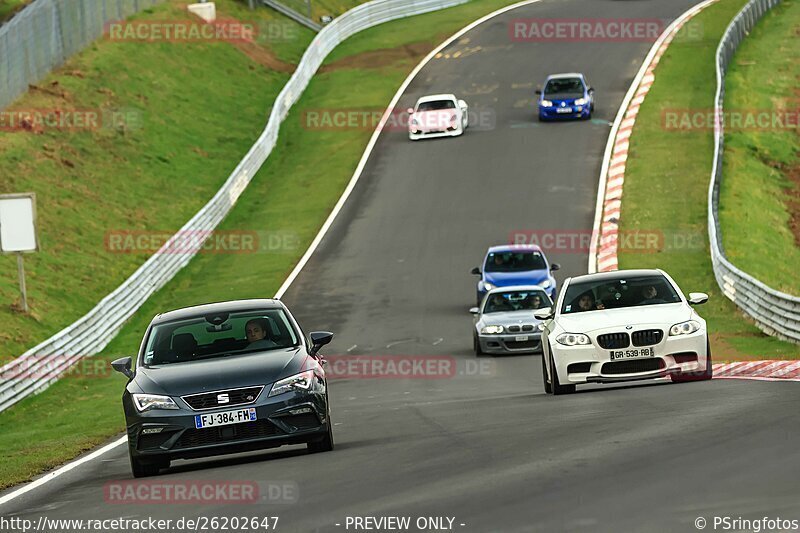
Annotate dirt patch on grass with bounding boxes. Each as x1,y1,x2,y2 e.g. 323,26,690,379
232,41,296,73
321,40,439,72
786,157,800,247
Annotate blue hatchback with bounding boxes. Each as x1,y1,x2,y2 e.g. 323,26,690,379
536,73,594,121
471,245,560,305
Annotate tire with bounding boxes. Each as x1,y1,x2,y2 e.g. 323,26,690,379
550,351,576,395
473,334,486,357
308,412,334,453
130,454,164,478
541,350,552,394
671,339,713,383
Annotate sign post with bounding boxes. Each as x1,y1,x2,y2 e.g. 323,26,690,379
0,193,39,313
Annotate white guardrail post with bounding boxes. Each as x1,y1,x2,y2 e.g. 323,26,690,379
0,0,467,412
708,0,800,343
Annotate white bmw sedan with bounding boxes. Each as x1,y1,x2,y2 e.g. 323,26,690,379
537,269,711,395
407,94,468,140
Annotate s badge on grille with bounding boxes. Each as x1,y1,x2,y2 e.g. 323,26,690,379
217,393,230,404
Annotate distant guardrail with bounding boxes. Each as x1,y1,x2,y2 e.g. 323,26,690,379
708,0,800,343
262,0,322,31
0,0,164,112
0,0,467,412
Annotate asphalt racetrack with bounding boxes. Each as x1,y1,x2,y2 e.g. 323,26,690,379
3,0,799,531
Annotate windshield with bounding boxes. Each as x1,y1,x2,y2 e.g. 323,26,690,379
561,274,681,314
544,77,585,98
484,251,547,273
142,308,299,365
417,100,456,112
483,289,552,313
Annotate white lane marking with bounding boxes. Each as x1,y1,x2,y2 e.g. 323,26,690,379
587,0,720,273
432,338,444,346
347,344,358,352
0,0,549,508
0,436,127,507
386,339,415,349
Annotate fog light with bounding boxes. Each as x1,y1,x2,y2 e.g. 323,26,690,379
289,407,313,415
141,427,164,434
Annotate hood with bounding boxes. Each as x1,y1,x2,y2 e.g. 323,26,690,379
485,270,549,287
481,310,543,326
134,348,307,396
543,92,583,104
411,109,458,132
556,303,692,334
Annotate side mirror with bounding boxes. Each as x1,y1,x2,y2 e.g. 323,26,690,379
688,292,708,305
406,107,414,114
470,267,481,276
533,307,554,321
550,263,561,271
111,357,134,379
309,331,334,355
588,87,594,93
535,89,542,95
469,307,480,315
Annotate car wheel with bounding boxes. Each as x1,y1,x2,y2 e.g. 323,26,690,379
473,334,486,357
541,349,552,394
671,338,713,383
550,351,576,395
308,409,334,453
130,454,164,478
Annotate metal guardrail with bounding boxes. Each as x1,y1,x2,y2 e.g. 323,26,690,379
0,0,467,412
262,0,322,31
0,0,164,112
708,0,800,343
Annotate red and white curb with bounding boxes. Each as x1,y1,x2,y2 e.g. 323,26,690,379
713,360,800,381
591,0,720,273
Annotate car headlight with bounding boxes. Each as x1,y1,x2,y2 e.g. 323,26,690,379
669,320,701,336
269,370,315,397
539,279,552,289
541,100,553,107
410,118,418,126
555,333,592,346
481,325,504,335
480,281,495,292
132,394,179,412
574,97,587,106
450,115,457,123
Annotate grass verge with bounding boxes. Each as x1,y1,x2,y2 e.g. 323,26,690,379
618,0,800,360
0,0,314,358
0,0,30,24
718,0,800,294
0,0,520,491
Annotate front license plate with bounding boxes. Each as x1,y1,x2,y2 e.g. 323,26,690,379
556,107,573,113
609,346,656,361
195,407,256,429
515,335,529,342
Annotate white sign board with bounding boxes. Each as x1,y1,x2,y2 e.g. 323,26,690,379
0,193,38,253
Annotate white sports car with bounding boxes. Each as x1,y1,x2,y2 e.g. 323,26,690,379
470,286,553,356
407,94,468,140
537,269,712,395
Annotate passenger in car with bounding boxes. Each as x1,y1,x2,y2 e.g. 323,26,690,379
245,318,279,350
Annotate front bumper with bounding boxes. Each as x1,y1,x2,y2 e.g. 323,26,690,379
539,105,590,120
550,329,708,384
479,332,542,354
409,126,462,140
477,285,555,305
124,389,329,461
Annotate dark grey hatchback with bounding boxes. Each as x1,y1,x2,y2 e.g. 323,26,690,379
111,299,334,477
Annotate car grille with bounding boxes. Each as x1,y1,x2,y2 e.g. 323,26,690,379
507,325,536,333
504,340,540,350
567,362,592,374
596,333,630,349
182,386,263,411
174,419,281,449
602,358,665,375
631,329,663,347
